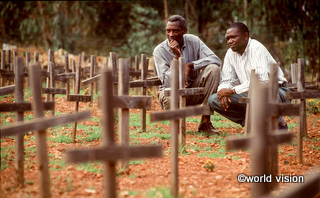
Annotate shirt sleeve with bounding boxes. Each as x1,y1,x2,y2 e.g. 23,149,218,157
192,38,221,70
153,47,171,88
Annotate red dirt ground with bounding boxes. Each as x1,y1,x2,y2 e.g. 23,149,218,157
1,94,320,198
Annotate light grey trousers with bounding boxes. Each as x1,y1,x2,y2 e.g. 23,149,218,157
157,64,220,113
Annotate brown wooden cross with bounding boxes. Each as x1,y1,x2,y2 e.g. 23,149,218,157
0,57,54,186
160,57,208,148
226,71,300,197
1,63,91,198
150,59,210,197
65,69,162,198
286,59,320,163
66,55,94,142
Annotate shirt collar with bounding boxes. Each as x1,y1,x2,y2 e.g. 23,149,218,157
242,38,251,55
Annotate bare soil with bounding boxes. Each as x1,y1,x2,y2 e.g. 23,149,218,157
1,94,320,198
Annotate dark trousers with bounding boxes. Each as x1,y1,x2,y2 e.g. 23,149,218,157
208,86,291,126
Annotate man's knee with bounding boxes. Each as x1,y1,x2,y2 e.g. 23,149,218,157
208,93,220,109
205,64,221,74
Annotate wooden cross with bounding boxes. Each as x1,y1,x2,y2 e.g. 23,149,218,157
0,57,55,186
161,57,207,148
1,63,91,198
65,69,162,198
286,59,320,163
150,59,210,197
66,55,93,142
117,58,153,169
226,71,299,197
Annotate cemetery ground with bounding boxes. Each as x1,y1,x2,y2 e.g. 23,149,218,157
1,88,320,198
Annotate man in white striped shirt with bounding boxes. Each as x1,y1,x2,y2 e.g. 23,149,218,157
153,15,222,134
208,22,290,129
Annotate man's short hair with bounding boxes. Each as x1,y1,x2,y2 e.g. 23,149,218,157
229,22,249,35
166,15,187,30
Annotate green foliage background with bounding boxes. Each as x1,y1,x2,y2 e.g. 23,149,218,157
0,0,319,76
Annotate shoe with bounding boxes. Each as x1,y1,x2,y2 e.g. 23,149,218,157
198,121,220,134
278,116,288,130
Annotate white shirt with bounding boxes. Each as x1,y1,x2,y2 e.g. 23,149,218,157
153,34,221,89
218,38,287,94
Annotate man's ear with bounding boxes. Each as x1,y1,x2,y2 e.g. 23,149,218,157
183,28,188,34
243,32,249,41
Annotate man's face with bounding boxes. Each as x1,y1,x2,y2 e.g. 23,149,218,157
166,21,187,47
225,27,248,55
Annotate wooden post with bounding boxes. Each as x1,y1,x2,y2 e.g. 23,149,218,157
1,49,5,86
110,52,118,96
72,63,81,142
65,53,70,95
101,70,117,198
250,74,269,197
179,57,186,148
170,59,179,197
134,55,139,95
72,59,76,94
291,63,296,84
268,64,279,190
13,50,18,73
297,58,306,164
14,57,25,186
29,63,51,198
89,55,95,103
46,49,53,101
141,54,147,132
6,50,11,85
49,62,55,116
26,52,30,87
119,58,130,169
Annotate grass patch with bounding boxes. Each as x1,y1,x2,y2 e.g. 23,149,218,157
197,147,228,158
311,145,320,151
129,159,146,165
144,185,174,198
76,162,103,174
1,145,14,170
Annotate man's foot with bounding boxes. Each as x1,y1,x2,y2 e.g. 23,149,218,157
198,121,220,134
278,116,288,130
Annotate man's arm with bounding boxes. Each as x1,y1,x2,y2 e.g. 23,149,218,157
153,47,172,88
192,37,221,71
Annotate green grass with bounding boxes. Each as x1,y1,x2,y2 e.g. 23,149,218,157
286,152,295,157
144,186,175,198
129,159,146,165
197,147,229,158
0,145,14,170
76,162,103,174
310,145,320,151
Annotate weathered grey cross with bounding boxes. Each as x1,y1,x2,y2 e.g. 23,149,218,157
150,58,210,197
226,70,300,196
65,69,162,198
1,63,91,198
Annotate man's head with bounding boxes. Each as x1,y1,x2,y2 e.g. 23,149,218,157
225,22,249,55
166,15,187,47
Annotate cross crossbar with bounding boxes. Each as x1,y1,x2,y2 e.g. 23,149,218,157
1,111,91,137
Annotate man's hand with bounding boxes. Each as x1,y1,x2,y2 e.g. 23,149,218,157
217,88,234,101
169,39,181,59
219,96,231,111
184,62,194,87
